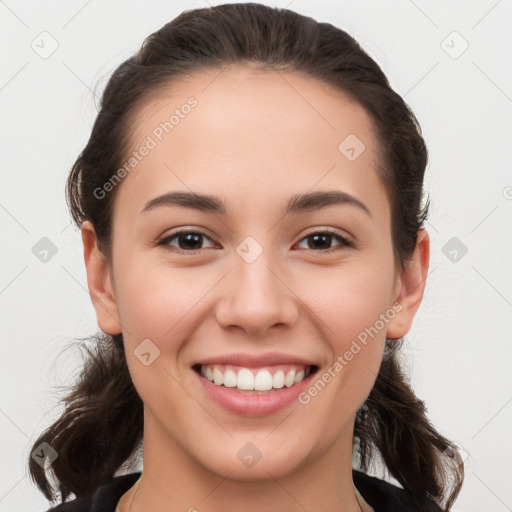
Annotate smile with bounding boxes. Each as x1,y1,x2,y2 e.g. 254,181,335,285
195,363,317,393
192,363,320,416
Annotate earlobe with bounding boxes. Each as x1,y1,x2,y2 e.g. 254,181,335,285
386,228,430,339
81,220,122,335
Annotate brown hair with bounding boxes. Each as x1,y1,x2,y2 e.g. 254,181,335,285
29,3,464,509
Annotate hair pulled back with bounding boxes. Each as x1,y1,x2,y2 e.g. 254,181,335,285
29,4,464,509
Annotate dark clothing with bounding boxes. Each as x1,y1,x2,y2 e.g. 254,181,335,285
46,470,443,511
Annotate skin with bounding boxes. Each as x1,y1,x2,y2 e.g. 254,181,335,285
82,66,429,512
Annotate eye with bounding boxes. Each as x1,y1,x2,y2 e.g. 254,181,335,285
157,228,353,254
295,229,353,253
157,230,217,253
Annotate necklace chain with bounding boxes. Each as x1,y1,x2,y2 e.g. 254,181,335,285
128,476,142,512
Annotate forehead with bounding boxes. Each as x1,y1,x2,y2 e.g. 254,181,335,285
113,66,387,223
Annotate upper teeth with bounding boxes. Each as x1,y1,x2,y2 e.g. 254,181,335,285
200,364,311,391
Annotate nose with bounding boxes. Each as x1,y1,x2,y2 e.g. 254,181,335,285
215,248,299,336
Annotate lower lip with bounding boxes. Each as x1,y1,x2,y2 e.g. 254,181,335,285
194,369,316,417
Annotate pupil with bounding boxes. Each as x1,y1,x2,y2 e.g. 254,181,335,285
310,234,331,249
180,233,201,249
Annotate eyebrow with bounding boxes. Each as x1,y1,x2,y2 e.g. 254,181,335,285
140,190,371,217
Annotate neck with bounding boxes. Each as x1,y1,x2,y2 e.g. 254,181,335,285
120,412,364,512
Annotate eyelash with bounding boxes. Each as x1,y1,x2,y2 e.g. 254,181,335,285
157,228,354,254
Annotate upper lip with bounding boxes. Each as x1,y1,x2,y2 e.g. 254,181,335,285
193,352,319,368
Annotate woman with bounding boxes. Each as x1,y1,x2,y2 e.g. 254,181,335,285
29,3,464,511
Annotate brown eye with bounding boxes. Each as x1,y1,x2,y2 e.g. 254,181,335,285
158,230,216,252
296,230,353,252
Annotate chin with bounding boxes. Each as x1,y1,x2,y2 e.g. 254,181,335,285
192,440,311,482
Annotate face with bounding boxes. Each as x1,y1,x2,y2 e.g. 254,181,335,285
83,66,426,482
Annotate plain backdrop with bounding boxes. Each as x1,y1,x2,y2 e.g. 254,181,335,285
1,1,511,511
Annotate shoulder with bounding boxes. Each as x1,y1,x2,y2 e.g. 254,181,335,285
353,470,444,512
43,472,141,512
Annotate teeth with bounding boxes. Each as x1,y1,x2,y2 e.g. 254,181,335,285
254,370,273,391
199,364,312,391
294,369,305,383
237,368,254,390
223,369,237,388
213,367,223,385
284,370,296,387
272,370,285,389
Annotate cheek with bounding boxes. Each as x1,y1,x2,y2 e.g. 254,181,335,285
298,267,391,422
310,262,395,343
300,256,394,400
114,257,208,341
114,260,202,412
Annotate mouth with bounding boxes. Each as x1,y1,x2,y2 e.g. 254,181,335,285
192,363,320,395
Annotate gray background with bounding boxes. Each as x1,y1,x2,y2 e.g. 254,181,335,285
1,1,511,511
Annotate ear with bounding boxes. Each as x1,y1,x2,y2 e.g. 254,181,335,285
81,220,122,335
386,228,430,339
